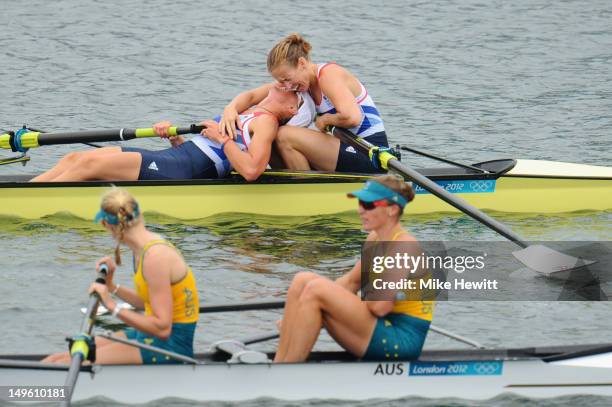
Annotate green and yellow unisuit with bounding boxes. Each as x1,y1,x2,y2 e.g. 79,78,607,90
363,231,434,361
124,239,200,364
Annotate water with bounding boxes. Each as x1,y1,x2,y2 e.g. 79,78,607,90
1,0,612,406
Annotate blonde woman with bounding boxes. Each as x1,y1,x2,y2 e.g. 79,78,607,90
31,87,299,182
221,33,389,173
275,175,433,362
43,188,199,364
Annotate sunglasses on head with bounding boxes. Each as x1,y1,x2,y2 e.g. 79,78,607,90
358,200,391,210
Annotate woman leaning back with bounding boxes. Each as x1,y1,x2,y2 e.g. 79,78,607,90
220,33,390,173
43,187,199,365
275,175,434,362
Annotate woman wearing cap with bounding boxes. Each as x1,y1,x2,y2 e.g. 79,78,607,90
274,175,433,362
220,33,388,173
43,188,199,365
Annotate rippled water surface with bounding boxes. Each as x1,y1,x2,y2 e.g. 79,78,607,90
1,0,611,406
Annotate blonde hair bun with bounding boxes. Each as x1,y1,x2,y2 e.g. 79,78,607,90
268,33,312,71
99,187,141,265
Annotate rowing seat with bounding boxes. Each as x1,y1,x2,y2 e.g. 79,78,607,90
210,339,271,364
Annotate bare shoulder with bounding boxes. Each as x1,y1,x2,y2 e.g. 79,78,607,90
322,63,349,76
319,63,361,96
251,114,279,137
254,113,279,126
318,63,350,83
142,244,180,279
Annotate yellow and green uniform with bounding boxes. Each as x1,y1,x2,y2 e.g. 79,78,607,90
364,231,434,360
124,239,200,364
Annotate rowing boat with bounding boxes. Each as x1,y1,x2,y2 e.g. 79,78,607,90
2,343,612,402
2,158,611,220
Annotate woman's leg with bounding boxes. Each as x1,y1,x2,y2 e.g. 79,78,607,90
275,272,323,362
30,147,123,182
92,340,143,365
50,148,142,181
42,331,142,365
277,277,377,363
275,126,340,171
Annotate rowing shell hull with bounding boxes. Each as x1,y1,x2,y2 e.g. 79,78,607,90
1,159,611,219
2,351,612,402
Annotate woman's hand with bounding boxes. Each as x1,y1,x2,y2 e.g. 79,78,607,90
219,105,241,140
153,121,183,146
95,256,116,289
153,121,173,138
89,282,115,310
200,120,230,145
276,318,283,331
315,114,332,133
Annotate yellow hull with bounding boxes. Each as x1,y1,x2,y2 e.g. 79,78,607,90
1,174,611,220
409,176,612,214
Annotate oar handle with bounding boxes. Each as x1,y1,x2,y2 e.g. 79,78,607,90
62,264,110,406
0,124,206,151
95,263,109,282
80,264,109,332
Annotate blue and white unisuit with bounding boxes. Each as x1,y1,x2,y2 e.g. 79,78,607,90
189,112,269,178
122,112,272,180
315,63,389,173
316,63,386,138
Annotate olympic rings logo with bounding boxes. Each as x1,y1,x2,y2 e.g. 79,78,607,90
469,181,494,193
473,362,501,375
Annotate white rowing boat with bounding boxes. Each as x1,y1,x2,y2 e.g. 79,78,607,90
1,343,612,402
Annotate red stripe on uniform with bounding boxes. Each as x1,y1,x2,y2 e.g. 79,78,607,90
356,88,369,104
239,116,256,146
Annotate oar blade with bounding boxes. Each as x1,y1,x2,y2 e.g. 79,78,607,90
512,244,596,276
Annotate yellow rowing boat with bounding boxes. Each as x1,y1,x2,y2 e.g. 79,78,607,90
1,158,611,220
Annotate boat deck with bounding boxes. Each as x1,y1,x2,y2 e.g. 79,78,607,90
1,158,610,218
2,342,611,369
0,159,517,186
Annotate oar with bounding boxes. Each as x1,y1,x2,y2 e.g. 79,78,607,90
83,299,286,317
0,126,31,166
242,331,280,345
61,264,109,407
199,300,285,313
0,154,30,166
0,124,205,152
399,145,490,173
331,127,594,276
26,127,103,149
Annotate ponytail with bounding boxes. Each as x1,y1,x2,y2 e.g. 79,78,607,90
267,33,312,71
97,187,141,265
